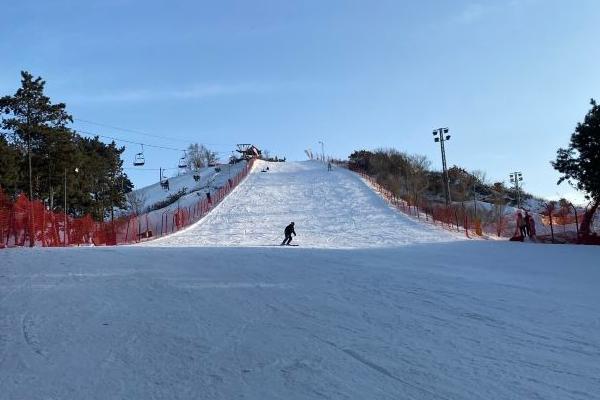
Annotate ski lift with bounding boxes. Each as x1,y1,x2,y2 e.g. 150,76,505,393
133,145,145,166
236,144,261,160
178,151,188,169
159,168,170,191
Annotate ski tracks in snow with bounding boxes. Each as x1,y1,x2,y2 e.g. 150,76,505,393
144,160,460,248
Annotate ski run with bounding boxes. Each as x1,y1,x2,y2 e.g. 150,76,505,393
1,160,599,399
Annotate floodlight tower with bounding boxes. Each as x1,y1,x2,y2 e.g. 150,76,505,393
509,171,524,209
433,128,452,206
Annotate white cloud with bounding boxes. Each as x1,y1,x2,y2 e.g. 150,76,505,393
452,0,537,25
68,82,294,104
452,3,489,24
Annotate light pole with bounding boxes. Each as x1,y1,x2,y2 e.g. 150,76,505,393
509,171,523,209
318,140,324,162
433,128,452,206
472,178,477,218
64,167,79,246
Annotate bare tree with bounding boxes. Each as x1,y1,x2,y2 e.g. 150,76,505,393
467,169,487,218
186,143,205,171
202,146,219,166
406,154,430,208
126,191,147,215
186,143,219,170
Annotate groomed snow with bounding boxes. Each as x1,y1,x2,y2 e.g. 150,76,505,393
1,243,599,399
146,160,460,248
2,160,599,400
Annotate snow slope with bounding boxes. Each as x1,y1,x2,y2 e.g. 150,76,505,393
130,162,247,212
2,159,599,400
147,160,460,248
1,242,599,399
126,162,248,233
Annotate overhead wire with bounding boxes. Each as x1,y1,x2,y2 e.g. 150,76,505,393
74,129,186,152
123,167,180,171
73,118,236,147
74,129,235,155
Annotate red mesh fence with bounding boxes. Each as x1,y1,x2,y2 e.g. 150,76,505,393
347,166,483,238
344,163,600,244
0,160,254,249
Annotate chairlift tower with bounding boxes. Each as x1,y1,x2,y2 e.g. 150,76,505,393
433,128,452,206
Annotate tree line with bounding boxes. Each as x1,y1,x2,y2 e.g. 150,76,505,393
0,71,132,220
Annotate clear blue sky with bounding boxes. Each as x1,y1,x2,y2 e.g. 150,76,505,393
1,0,599,202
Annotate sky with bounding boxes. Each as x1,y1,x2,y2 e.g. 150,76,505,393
1,0,599,203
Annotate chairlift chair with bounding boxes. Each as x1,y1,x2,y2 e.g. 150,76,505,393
133,145,145,166
178,151,188,169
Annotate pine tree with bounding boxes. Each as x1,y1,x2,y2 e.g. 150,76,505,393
552,99,600,236
0,72,134,222
0,71,73,202
0,135,22,195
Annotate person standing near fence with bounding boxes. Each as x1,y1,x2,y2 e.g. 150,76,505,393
524,211,532,237
517,211,526,237
529,216,536,240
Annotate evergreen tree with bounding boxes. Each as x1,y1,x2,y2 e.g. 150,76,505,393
76,136,133,220
0,135,22,195
552,99,600,235
0,71,73,202
0,71,133,221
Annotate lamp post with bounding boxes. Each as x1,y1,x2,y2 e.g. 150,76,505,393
509,171,523,209
318,140,325,162
64,167,79,246
433,128,452,206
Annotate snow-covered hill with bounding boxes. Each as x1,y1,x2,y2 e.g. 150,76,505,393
146,160,460,248
125,161,248,234
129,161,247,214
2,159,599,400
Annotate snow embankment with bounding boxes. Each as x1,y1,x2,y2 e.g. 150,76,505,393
126,162,248,234
146,160,460,248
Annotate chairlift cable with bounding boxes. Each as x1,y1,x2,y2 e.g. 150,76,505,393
74,118,235,147
74,129,186,152
74,129,234,154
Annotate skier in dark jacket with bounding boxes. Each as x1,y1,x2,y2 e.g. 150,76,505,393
281,222,296,245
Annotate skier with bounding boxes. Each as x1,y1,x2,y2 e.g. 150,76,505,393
206,191,212,205
327,162,332,171
281,222,296,246
517,211,526,237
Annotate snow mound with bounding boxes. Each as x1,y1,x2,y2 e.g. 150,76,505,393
146,160,460,248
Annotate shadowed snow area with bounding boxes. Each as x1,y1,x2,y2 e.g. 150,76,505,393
146,160,459,248
1,243,599,399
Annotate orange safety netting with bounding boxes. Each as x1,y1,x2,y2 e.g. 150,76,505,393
0,160,254,249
